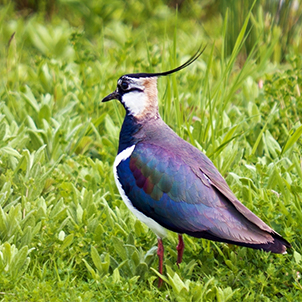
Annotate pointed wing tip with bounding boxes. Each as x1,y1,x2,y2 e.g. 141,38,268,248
270,236,291,254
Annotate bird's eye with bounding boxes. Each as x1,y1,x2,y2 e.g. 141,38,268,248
120,81,129,90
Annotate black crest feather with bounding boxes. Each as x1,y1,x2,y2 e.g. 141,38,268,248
125,45,206,79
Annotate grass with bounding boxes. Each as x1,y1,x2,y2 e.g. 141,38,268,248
0,1,302,301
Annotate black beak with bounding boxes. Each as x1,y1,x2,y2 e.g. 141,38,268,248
102,90,120,102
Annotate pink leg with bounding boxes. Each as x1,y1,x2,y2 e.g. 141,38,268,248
157,238,164,288
176,234,185,266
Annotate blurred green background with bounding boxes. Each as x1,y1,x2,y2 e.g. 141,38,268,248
1,0,302,301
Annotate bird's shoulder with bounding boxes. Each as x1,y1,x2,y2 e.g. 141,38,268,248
133,118,231,195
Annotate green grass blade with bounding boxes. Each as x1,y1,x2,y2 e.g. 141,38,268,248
281,125,302,155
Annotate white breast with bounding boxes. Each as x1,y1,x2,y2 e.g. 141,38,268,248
113,145,167,239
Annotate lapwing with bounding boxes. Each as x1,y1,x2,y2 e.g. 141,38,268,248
102,47,291,287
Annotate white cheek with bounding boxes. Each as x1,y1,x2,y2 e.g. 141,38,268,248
122,91,147,116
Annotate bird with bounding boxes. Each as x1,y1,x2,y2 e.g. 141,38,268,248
102,46,291,287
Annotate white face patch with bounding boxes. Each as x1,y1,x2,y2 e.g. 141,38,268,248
113,145,167,239
121,91,148,117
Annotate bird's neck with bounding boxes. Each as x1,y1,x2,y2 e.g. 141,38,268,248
118,114,143,154
117,111,165,154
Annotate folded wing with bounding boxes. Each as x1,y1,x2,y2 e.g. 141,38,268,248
116,142,290,253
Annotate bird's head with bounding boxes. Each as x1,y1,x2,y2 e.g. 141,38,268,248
102,45,205,120
102,75,159,119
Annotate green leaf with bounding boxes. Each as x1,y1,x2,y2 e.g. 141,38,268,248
82,259,99,280
112,268,121,283
150,267,169,284
251,103,277,156
292,153,302,181
0,122,6,142
112,237,127,261
20,226,32,247
294,251,302,265
0,207,7,237
0,146,21,158
60,234,74,250
167,271,189,294
28,130,44,150
49,198,66,220
264,130,281,158
11,245,28,278
281,125,302,155
91,246,110,276
135,262,148,278
22,85,39,113
76,204,83,224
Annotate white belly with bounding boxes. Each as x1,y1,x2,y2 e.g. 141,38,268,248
113,145,167,239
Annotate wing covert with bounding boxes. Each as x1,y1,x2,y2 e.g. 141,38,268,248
115,143,260,239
